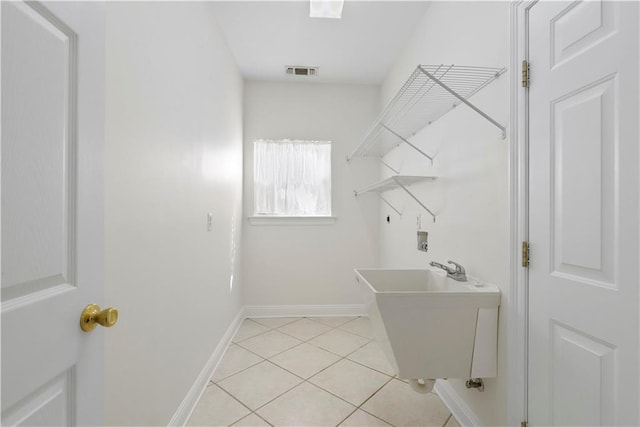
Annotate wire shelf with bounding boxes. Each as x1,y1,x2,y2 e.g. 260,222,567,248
354,175,436,195
348,64,506,159
354,175,438,222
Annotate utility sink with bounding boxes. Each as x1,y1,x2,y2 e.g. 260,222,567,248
355,268,500,381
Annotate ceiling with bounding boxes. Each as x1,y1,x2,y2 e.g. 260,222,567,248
209,1,431,85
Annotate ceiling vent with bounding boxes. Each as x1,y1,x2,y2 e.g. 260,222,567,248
285,66,318,77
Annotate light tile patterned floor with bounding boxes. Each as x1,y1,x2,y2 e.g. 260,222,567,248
188,317,459,427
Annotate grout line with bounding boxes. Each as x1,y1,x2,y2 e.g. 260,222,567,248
218,360,304,417
335,406,360,427
233,326,377,421
231,411,274,427
306,316,361,328
212,345,267,383
346,352,396,377
240,317,370,361
251,315,358,331
274,349,343,381
237,365,306,414
350,376,397,425
306,375,367,406
263,339,392,425
307,338,377,379
211,359,264,384
273,327,334,342
251,317,301,329
225,323,369,385
299,380,360,410
250,411,274,427
233,342,271,359
219,316,408,426
234,334,302,360
357,409,396,427
210,383,257,424
232,322,274,344
261,358,307,382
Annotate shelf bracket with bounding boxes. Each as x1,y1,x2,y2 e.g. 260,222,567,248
354,189,402,217
377,193,402,216
380,123,434,163
393,177,436,223
418,66,507,139
379,159,399,174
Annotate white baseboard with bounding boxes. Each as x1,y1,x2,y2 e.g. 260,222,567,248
243,304,366,318
168,308,245,427
434,380,484,427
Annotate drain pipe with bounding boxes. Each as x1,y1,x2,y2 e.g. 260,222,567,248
465,378,484,392
408,379,435,393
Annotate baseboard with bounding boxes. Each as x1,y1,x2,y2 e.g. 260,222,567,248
168,308,245,427
434,380,484,427
243,304,366,318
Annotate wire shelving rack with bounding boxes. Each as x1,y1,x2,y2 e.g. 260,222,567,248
348,64,506,223
347,65,506,161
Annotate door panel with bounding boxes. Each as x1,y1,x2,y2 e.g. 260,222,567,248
1,0,76,300
550,0,616,67
1,370,75,427
528,1,639,425
551,321,617,426
1,1,105,425
551,75,616,288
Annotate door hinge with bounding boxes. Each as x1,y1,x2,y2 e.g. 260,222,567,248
522,60,530,88
522,241,530,268
521,422,528,427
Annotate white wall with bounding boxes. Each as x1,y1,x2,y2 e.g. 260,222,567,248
105,3,244,425
242,81,379,308
379,2,510,426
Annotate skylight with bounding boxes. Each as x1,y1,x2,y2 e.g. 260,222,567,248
309,0,344,19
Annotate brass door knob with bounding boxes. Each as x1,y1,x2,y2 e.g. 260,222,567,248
80,304,118,332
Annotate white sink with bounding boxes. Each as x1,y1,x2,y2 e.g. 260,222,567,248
355,268,500,381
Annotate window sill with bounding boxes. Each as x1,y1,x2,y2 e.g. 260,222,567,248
248,216,337,226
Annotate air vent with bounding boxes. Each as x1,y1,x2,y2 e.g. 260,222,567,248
285,66,318,77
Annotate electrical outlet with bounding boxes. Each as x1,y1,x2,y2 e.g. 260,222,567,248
417,231,428,252
207,212,213,232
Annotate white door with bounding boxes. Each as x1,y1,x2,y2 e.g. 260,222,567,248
1,1,107,425
528,1,639,425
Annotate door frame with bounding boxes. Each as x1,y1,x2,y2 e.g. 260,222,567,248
508,1,536,425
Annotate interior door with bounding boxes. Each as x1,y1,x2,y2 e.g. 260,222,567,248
528,1,639,425
1,1,106,425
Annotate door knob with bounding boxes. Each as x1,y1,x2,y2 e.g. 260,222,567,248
80,304,118,332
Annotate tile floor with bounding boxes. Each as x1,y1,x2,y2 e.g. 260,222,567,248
187,317,461,427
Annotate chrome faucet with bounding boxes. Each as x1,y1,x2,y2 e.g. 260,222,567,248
429,260,467,282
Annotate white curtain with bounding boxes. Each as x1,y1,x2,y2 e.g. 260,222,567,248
254,140,331,216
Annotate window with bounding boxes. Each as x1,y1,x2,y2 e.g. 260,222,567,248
253,139,331,217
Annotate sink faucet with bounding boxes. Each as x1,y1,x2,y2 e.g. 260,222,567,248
429,260,467,282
